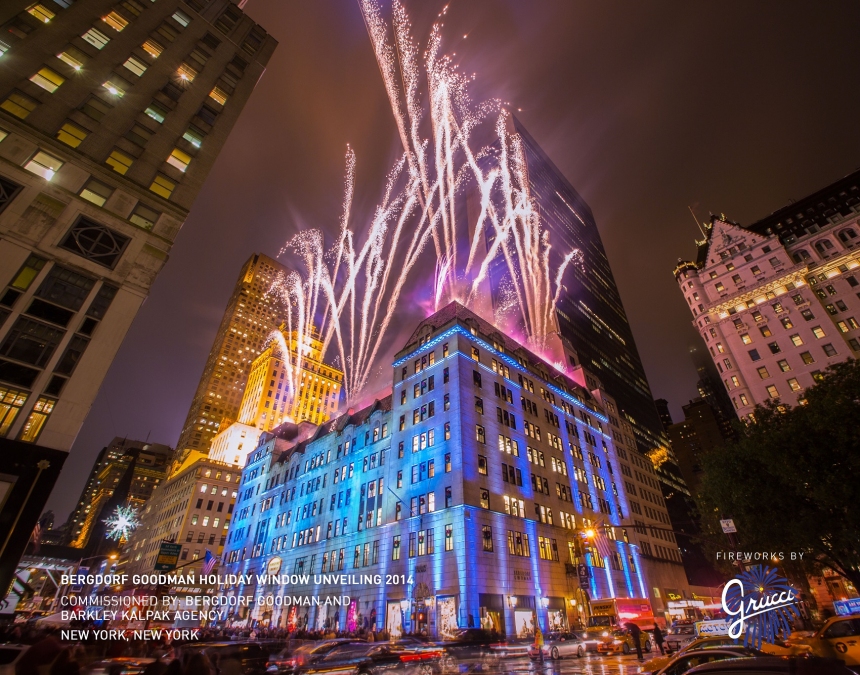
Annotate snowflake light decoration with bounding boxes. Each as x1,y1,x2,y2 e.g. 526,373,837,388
103,505,139,541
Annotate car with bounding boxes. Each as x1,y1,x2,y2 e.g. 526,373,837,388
642,635,801,673
595,629,652,655
183,642,270,675
664,623,699,653
652,647,764,675
790,614,860,671
527,632,586,660
0,645,29,675
685,655,856,674
267,640,365,674
82,658,157,675
435,628,506,669
296,643,441,675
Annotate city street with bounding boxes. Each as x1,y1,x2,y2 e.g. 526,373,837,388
457,655,648,674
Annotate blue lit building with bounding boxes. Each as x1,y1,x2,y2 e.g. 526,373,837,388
220,303,662,637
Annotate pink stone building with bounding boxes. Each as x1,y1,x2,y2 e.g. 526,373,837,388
674,169,860,420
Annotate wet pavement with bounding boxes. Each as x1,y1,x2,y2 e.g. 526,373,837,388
451,653,650,674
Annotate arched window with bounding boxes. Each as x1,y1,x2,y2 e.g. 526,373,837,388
814,239,835,256
838,228,858,243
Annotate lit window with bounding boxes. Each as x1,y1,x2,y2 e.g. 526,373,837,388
142,39,164,58
766,385,779,399
0,386,28,437
1,91,38,119
30,67,65,92
57,46,87,70
81,27,111,50
129,203,160,230
800,352,815,365
79,178,113,207
730,376,740,387
102,11,129,32
24,151,63,180
182,125,205,148
777,359,790,372
56,121,88,148
787,378,801,392
812,326,825,339
102,74,129,96
176,63,197,82
209,86,228,105
756,366,769,379
790,334,803,347
166,148,191,172
149,174,176,199
123,55,148,76
27,4,55,23
740,333,752,344
145,101,168,123
18,397,55,442
106,149,133,174
172,10,191,26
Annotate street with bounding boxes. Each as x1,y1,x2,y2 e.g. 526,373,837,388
453,654,649,674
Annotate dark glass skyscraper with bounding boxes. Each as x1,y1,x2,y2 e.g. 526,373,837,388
506,117,665,455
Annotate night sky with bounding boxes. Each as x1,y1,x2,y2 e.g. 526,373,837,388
45,1,860,522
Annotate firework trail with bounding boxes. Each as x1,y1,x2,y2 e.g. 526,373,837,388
268,1,583,409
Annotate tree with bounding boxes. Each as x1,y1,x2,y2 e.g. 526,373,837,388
697,359,860,588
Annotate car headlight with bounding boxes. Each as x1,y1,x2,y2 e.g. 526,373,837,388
582,634,588,639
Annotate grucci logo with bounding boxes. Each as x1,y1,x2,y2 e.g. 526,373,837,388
721,565,799,648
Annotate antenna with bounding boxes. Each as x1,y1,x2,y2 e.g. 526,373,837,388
688,206,706,238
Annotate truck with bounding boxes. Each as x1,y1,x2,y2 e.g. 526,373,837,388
580,598,655,651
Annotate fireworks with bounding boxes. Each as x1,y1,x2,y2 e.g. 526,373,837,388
103,505,139,542
268,1,581,406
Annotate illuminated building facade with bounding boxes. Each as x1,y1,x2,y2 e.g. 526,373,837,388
0,0,275,593
124,454,239,577
674,169,860,420
238,327,343,429
219,304,688,636
175,253,287,461
64,436,171,548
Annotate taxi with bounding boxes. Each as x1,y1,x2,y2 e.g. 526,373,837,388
595,629,652,655
792,614,860,670
641,636,800,674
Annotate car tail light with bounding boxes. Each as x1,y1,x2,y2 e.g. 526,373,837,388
399,652,439,662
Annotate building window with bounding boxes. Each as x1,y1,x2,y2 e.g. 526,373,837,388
129,203,160,230
24,151,64,181
768,342,781,354
766,385,779,399
167,148,191,172
123,55,148,76
479,489,489,509
56,122,88,148
79,179,113,207
145,100,169,123
81,26,111,49
476,425,485,443
445,524,453,551
60,217,129,269
777,359,790,372
477,455,487,475
106,149,133,175
482,525,493,552
392,535,400,560
787,378,801,392
209,86,228,105
445,487,452,507
800,351,815,365
18,396,55,442
757,366,769,379
444,453,451,472
822,344,837,357
30,67,65,93
748,349,761,362
149,174,176,199
0,386,28,437
812,326,826,339
790,334,803,347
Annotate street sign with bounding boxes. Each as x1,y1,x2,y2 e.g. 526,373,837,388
155,542,183,571
720,519,737,534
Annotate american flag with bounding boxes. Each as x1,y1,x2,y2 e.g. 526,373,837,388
591,522,615,562
201,550,218,576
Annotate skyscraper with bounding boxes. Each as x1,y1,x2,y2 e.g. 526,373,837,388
0,0,275,594
64,437,171,548
504,117,667,457
174,252,287,459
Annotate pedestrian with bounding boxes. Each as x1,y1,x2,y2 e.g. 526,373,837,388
624,622,643,661
652,624,665,655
